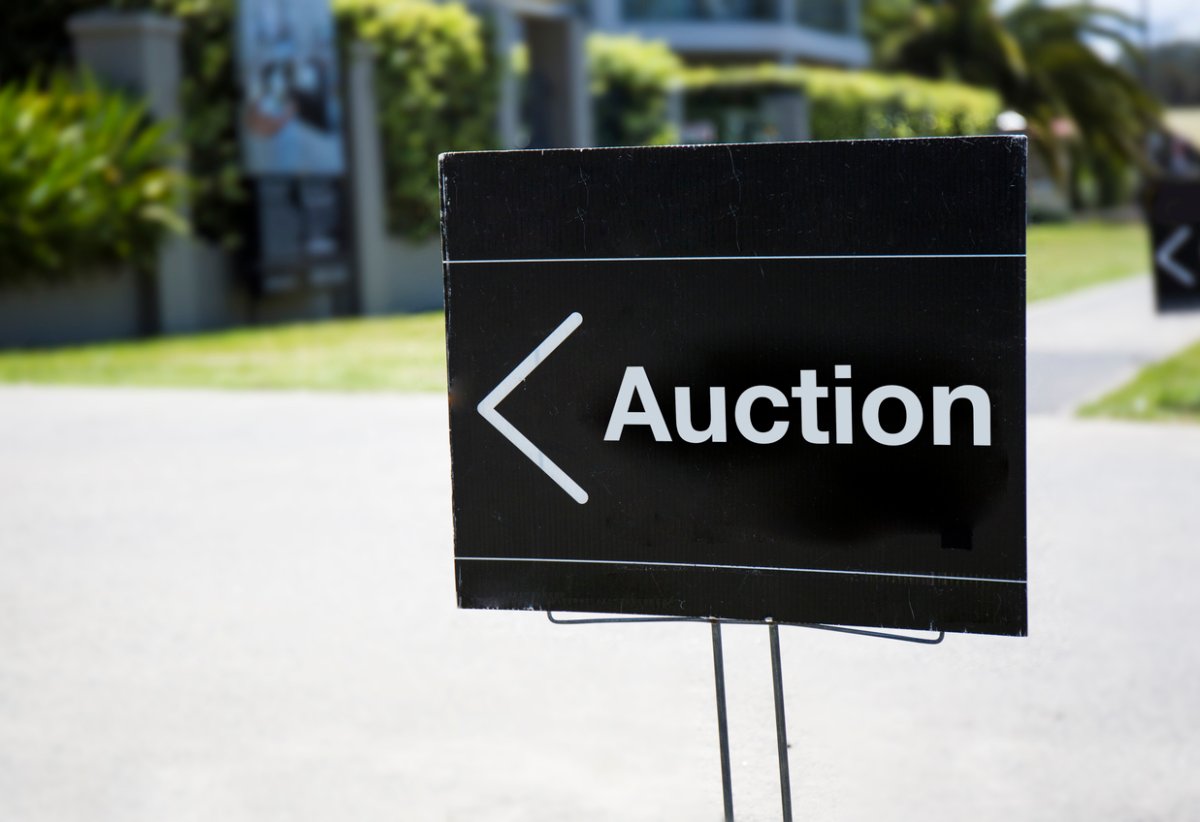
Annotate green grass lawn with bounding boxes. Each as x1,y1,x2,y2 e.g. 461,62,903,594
0,220,1152,393
1026,220,1148,302
1082,340,1200,422
0,312,448,393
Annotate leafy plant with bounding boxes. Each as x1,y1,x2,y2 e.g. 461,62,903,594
0,72,186,287
0,0,244,249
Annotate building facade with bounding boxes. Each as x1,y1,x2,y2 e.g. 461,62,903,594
590,0,868,66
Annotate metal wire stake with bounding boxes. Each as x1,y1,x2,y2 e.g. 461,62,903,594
711,620,734,821
769,621,793,822
545,610,943,821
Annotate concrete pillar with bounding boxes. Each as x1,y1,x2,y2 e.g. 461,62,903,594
845,0,862,35
346,43,391,315
525,15,593,148
762,91,810,142
68,11,183,121
563,15,594,148
592,0,622,29
493,8,524,150
345,43,443,314
778,0,798,63
666,83,685,143
69,11,206,335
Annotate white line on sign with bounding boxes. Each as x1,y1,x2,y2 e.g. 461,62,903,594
446,254,1026,265
455,556,1025,585
1156,227,1196,287
477,312,589,505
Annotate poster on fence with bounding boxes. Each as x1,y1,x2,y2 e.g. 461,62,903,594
236,0,346,177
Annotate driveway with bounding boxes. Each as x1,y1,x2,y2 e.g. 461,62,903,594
1028,274,1200,413
1,275,1199,821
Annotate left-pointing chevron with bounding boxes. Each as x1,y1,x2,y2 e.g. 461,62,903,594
477,312,589,505
1157,226,1196,288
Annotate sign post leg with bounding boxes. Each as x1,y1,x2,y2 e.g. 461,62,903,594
769,621,793,822
711,620,735,821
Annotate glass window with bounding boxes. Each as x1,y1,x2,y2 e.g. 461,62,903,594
797,0,850,33
622,0,778,22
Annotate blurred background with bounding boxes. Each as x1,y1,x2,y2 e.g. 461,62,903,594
1,1,1200,820
0,0,1197,352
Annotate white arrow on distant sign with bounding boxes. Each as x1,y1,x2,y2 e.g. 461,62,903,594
1157,226,1196,288
477,312,589,505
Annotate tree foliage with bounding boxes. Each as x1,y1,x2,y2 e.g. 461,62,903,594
1141,41,1200,107
873,0,1161,184
0,1,101,80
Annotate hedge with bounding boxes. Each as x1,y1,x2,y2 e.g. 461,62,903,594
589,34,682,147
684,64,1002,141
0,72,185,287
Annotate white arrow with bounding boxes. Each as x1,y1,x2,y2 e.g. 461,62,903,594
1157,226,1196,288
477,312,589,505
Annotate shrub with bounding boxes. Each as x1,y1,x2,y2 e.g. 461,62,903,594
589,34,682,147
336,0,497,240
684,64,1002,141
0,72,186,287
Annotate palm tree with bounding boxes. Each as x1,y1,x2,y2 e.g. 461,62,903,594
872,0,1161,200
873,0,1027,98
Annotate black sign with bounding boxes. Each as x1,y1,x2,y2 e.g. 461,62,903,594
1149,179,1200,311
441,137,1027,636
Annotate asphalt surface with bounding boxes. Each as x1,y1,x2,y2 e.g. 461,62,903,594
1027,274,1200,413
2,274,1200,821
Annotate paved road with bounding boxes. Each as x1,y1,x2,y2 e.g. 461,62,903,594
1028,274,1200,414
2,276,1200,821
